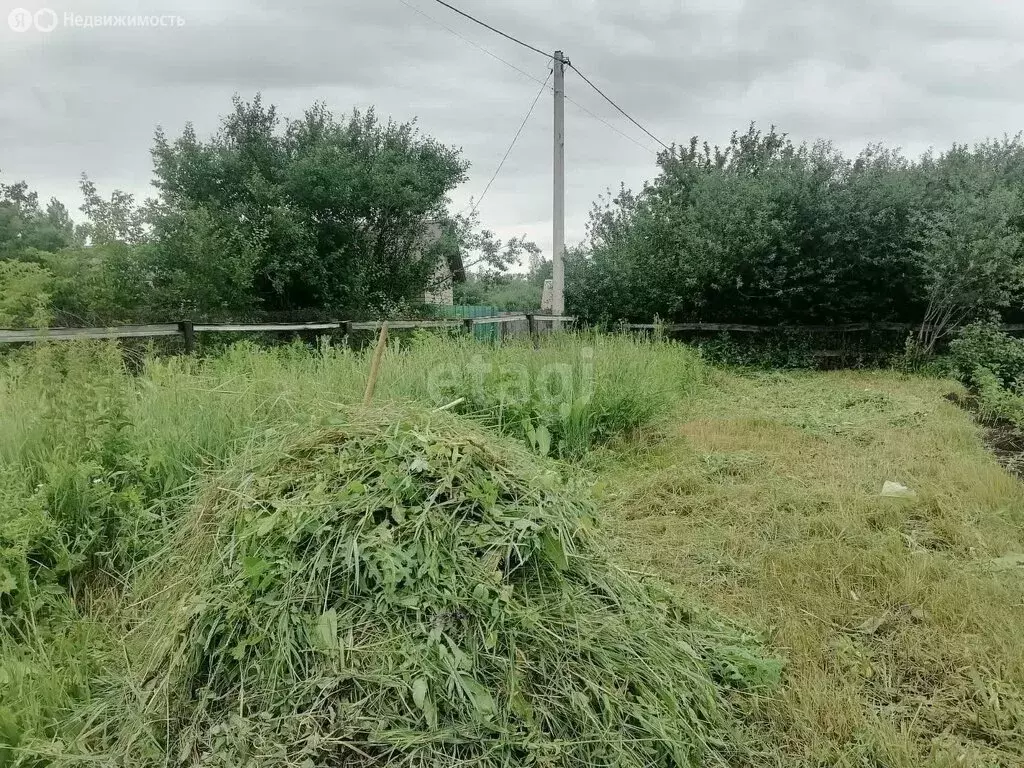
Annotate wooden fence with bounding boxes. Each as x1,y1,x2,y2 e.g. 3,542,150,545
621,321,1024,333
0,314,578,351
4,317,1019,353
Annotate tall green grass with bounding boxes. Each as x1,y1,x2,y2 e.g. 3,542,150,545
0,333,705,764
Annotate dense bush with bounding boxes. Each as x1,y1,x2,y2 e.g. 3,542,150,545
0,97,538,327
948,322,1024,424
969,367,1024,425
949,321,1024,390
567,128,1024,347
0,261,53,327
696,331,818,370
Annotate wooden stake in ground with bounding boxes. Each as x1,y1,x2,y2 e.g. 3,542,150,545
362,321,389,406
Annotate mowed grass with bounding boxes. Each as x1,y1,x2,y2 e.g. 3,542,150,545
601,369,1024,767
3,338,1024,766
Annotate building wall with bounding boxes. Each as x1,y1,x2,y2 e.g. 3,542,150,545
420,221,454,306
424,260,454,305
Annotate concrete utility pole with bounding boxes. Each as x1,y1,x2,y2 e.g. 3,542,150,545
552,50,566,320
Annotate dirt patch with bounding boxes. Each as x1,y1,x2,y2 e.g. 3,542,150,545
984,423,1024,479
945,392,1024,479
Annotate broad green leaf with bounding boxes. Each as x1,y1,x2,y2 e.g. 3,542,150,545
316,609,338,651
0,568,16,596
535,424,551,457
422,698,438,729
511,691,534,723
459,674,495,716
540,532,568,571
242,556,271,581
253,512,279,537
412,677,428,710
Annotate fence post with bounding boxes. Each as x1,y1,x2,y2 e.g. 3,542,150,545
178,320,195,354
463,318,475,337
527,313,540,349
340,321,352,347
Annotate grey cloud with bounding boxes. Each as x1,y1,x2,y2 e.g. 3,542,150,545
3,0,1024,264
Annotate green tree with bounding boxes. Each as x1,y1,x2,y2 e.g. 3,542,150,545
77,174,146,245
0,177,77,258
914,182,1024,352
148,96,471,318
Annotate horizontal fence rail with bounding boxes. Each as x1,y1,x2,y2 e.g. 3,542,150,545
0,324,181,343
0,315,578,347
191,322,341,333
5,316,1015,348
349,320,464,331
623,321,1024,333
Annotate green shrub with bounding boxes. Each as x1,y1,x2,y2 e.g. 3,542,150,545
969,366,1024,425
949,321,1024,389
0,261,53,328
945,322,1024,426
697,331,817,369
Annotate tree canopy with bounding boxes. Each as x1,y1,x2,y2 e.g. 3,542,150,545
0,95,537,326
5,109,1024,344
566,126,1024,342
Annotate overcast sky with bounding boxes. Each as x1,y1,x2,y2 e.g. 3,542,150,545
3,0,1024,266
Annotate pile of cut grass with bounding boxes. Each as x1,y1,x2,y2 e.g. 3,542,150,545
0,335,706,765
0,334,700,626
47,406,768,767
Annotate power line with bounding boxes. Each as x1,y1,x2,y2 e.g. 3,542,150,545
564,94,659,156
398,0,549,88
568,63,671,151
430,0,552,60
469,69,553,215
400,0,662,157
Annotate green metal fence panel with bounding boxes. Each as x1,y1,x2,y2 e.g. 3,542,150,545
435,305,501,341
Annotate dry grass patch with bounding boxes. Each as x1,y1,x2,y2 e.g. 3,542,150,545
602,369,1024,767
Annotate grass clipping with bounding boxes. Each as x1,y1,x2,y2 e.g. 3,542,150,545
101,407,758,766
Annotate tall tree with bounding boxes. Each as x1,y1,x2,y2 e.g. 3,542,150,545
914,181,1024,351
77,174,146,245
0,176,77,257
148,95,471,318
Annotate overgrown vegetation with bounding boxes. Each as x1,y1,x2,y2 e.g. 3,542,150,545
949,321,1024,424
0,334,701,627
50,408,772,767
454,255,551,311
2,335,1024,766
0,96,537,327
0,336,778,767
567,127,1024,346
